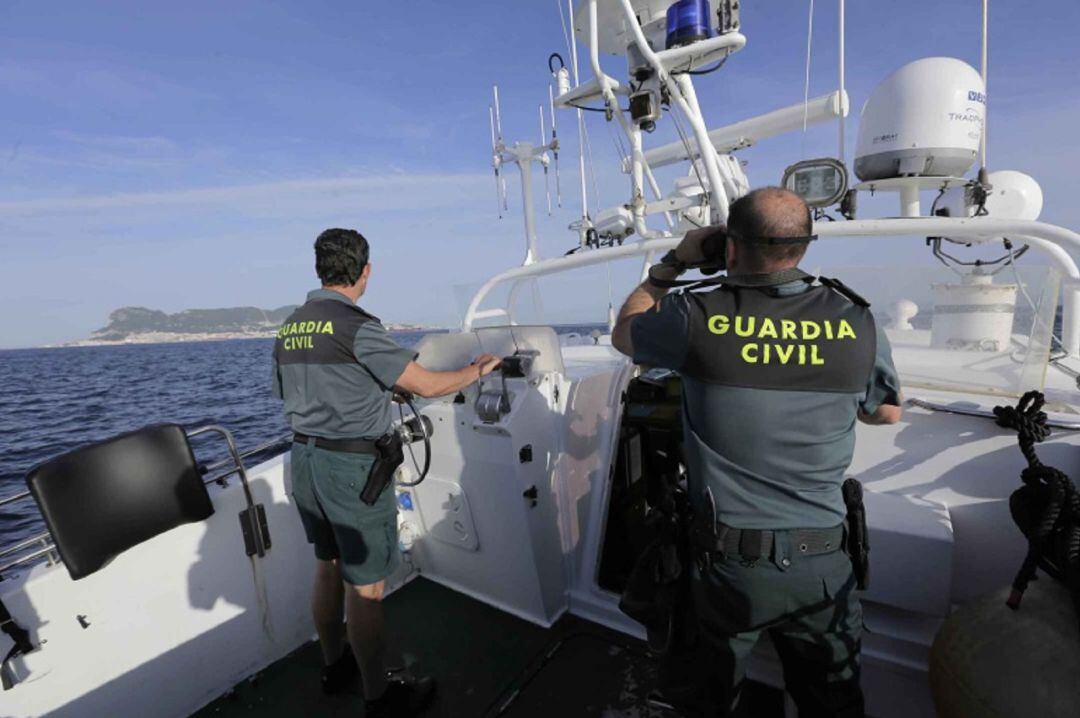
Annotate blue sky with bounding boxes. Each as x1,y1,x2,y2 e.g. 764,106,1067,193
1,0,1078,347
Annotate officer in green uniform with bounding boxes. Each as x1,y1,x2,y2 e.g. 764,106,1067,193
612,188,902,717
272,228,501,716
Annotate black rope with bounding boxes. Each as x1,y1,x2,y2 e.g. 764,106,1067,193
993,391,1080,626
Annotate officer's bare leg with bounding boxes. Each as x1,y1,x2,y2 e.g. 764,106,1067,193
346,579,390,700
311,558,346,663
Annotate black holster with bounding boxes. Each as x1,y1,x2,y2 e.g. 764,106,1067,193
842,477,870,590
359,432,404,505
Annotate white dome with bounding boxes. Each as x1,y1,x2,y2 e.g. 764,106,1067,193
855,57,985,181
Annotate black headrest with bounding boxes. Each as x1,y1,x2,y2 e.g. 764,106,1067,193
26,423,214,580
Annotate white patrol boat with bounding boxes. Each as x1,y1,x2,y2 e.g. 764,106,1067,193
2,2,1079,716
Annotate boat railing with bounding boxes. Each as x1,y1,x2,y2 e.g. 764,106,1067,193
462,217,1080,357
0,429,293,579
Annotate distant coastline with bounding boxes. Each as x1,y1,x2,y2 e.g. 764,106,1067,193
49,305,437,348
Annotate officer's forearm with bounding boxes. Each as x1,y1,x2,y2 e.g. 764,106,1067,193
396,362,482,399
612,271,675,357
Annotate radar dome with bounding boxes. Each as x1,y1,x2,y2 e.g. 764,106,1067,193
855,57,985,182
940,170,1044,220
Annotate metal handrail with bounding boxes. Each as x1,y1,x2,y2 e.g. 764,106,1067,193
185,425,272,557
0,543,57,576
0,532,51,560
0,429,292,576
0,490,31,508
196,432,292,477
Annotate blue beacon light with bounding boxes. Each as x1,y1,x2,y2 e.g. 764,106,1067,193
666,0,712,49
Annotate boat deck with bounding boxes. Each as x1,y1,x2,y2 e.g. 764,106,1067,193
192,577,783,717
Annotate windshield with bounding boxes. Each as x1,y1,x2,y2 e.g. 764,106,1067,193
460,259,1064,401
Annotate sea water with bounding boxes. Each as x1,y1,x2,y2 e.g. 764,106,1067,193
0,328,603,547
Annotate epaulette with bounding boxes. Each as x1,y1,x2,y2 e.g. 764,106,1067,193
817,277,870,308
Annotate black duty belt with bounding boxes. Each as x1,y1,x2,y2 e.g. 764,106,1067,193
293,433,378,454
691,521,844,561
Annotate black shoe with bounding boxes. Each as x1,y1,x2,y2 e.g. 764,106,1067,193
365,673,436,717
321,646,358,695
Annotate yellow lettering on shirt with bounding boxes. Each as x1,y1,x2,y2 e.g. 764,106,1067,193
708,315,730,335
734,316,756,337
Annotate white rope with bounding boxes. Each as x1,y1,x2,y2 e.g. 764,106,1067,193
801,0,815,158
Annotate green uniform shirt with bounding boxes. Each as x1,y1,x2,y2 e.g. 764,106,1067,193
631,280,901,529
271,289,416,439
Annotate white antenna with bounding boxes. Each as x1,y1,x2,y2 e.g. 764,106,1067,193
492,85,508,212
540,104,552,215
486,84,556,265
548,84,562,208
488,106,503,218
979,0,989,179
567,0,590,244
838,0,846,164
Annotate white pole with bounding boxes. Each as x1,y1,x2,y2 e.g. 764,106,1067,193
899,184,921,218
568,0,590,244
518,154,539,265
838,0,846,164
980,0,989,173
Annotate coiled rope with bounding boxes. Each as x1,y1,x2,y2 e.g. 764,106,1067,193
993,390,1080,625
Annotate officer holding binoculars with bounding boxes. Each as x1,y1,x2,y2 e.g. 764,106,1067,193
612,187,902,717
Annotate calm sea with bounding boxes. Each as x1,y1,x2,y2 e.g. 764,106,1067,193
0,328,602,549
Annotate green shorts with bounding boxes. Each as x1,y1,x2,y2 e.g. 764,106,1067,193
290,440,400,586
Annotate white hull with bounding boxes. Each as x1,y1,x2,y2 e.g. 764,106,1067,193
5,325,1076,717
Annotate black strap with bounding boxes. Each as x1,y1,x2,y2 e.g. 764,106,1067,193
650,267,815,290
293,433,378,454
0,597,33,690
818,276,871,307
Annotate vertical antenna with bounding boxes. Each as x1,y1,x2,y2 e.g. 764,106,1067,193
489,106,503,218
979,0,989,179
540,104,552,215
493,85,508,211
549,84,562,207
838,0,846,164
801,0,815,161
568,0,590,241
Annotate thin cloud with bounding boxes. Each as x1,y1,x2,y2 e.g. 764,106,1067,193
0,173,491,216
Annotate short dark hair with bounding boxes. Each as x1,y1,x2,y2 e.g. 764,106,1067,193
314,228,369,286
727,187,813,272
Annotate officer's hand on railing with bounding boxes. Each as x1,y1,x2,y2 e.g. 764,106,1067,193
473,354,502,378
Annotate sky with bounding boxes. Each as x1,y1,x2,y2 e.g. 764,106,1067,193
1,0,1078,348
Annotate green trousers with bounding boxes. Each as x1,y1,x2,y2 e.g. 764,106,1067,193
692,544,864,717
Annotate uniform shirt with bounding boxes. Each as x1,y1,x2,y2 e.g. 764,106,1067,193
631,280,901,529
271,289,417,439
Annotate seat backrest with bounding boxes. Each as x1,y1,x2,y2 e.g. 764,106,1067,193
26,423,214,580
